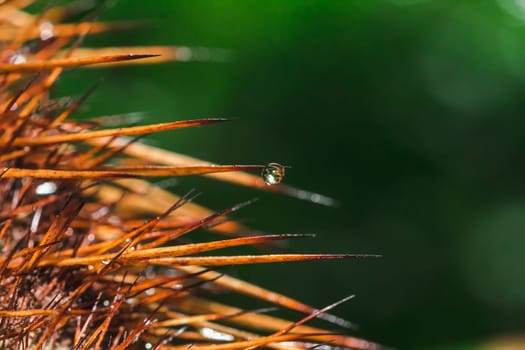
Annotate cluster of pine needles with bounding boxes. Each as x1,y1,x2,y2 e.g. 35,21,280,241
0,1,380,349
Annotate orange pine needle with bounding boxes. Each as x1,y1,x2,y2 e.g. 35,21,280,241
0,165,265,179
10,118,227,146
136,254,378,267
0,54,160,73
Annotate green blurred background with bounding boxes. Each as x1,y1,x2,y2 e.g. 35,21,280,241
57,0,525,349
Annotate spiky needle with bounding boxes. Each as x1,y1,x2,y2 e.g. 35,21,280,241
0,1,381,349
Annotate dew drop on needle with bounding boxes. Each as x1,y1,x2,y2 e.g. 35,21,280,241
262,162,285,185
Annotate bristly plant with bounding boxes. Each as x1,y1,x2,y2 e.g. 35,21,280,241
0,1,380,349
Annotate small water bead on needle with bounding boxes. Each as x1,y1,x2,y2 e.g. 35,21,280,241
9,53,26,64
261,162,285,185
39,21,54,41
35,181,57,195
199,327,234,341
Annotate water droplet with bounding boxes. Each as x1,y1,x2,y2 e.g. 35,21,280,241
261,163,285,185
199,327,234,341
39,21,54,41
144,343,153,350
145,288,155,296
87,265,94,270
9,53,26,65
101,259,110,265
91,206,109,220
107,215,121,225
102,299,110,307
35,181,57,195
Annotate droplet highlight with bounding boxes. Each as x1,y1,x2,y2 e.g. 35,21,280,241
199,327,234,341
261,163,285,185
9,53,26,65
39,21,54,41
35,181,57,195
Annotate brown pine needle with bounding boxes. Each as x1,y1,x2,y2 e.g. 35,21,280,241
28,253,377,269
10,118,227,146
0,54,160,73
0,309,57,317
167,333,329,350
0,308,91,317
60,46,182,66
135,254,379,267
0,165,265,179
